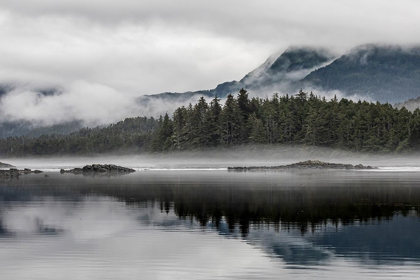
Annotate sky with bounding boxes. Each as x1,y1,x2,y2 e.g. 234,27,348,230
1,0,420,126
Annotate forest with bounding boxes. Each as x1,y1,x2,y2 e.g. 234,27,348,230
1,89,420,156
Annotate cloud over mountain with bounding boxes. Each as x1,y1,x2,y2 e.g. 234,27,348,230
2,1,420,129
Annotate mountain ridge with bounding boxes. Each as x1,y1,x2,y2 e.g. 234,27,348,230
301,44,420,102
138,46,336,103
143,44,420,104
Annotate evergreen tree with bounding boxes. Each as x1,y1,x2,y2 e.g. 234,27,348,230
206,95,222,146
220,94,243,145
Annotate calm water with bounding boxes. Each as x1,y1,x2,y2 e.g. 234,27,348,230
1,170,420,279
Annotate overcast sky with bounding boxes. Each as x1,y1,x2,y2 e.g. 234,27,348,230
1,0,420,125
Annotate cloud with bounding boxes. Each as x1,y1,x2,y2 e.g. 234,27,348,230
0,8,267,96
1,1,420,94
0,81,209,126
0,0,419,125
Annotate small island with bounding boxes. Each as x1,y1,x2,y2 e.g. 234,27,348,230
228,160,376,171
60,164,136,174
0,168,43,180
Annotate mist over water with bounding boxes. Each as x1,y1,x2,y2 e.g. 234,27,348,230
3,145,420,171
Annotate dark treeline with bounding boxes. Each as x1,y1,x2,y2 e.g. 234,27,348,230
0,117,158,156
1,89,420,156
152,89,420,153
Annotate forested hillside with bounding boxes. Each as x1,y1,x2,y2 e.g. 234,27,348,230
0,117,158,156
0,120,83,139
1,89,419,156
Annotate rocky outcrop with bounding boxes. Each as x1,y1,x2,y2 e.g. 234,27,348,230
0,162,14,168
0,168,43,180
60,164,136,175
228,160,376,171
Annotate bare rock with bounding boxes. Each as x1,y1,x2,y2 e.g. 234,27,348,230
228,160,377,171
61,164,135,175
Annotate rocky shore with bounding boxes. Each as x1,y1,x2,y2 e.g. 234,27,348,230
60,164,136,174
0,168,43,180
228,160,376,171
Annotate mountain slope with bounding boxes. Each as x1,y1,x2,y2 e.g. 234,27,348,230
144,44,420,104
140,46,335,103
301,44,420,102
240,46,334,90
0,120,83,139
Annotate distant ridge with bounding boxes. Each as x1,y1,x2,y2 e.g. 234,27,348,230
143,44,420,105
139,46,335,103
301,44,420,103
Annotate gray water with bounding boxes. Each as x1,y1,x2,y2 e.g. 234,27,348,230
1,170,420,279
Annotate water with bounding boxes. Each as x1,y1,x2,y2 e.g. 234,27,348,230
1,169,420,279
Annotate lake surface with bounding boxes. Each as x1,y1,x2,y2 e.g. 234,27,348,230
1,169,420,279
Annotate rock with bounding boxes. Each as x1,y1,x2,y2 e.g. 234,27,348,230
61,164,135,175
0,169,20,180
228,160,377,171
0,168,43,180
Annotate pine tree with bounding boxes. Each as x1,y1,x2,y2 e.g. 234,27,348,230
206,95,222,146
220,94,243,145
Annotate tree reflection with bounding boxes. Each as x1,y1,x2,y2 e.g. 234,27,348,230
84,180,420,236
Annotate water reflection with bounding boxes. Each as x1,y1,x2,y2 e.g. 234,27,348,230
1,170,420,279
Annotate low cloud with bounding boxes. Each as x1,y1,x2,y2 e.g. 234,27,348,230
0,80,372,127
0,1,419,126
0,81,210,127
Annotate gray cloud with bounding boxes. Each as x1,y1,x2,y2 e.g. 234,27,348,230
0,0,420,125
0,81,207,126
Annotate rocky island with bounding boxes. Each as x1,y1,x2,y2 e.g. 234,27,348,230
228,160,376,171
60,164,136,175
0,168,43,180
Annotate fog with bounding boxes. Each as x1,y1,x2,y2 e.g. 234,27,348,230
0,82,370,128
0,86,371,128
0,82,206,127
3,145,420,171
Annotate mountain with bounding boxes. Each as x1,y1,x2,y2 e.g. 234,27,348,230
139,46,335,103
301,44,420,103
4,44,420,136
143,44,420,105
239,46,334,91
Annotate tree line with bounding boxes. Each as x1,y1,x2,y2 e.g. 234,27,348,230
150,89,420,153
1,89,420,156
